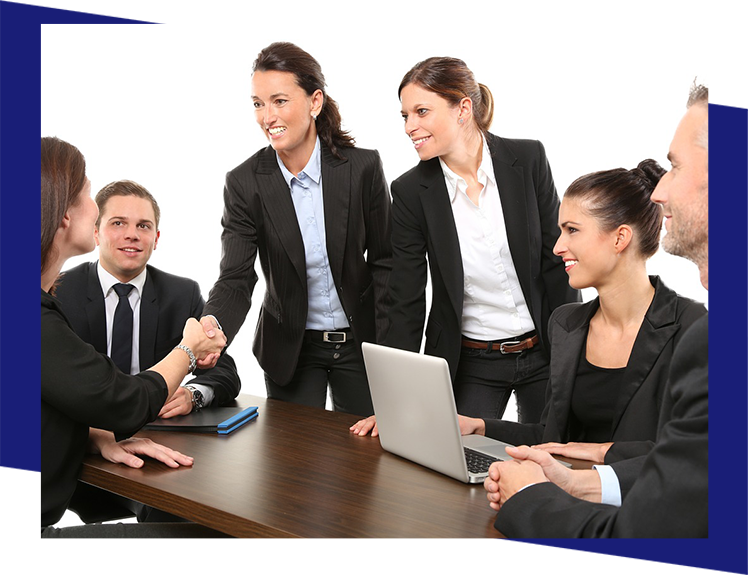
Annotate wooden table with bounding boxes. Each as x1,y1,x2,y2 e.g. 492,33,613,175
81,395,579,538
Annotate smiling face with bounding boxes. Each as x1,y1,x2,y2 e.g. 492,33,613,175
554,197,621,290
650,104,708,267
95,194,159,283
400,83,463,162
251,69,322,172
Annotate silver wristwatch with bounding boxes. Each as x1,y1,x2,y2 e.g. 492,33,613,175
185,384,204,412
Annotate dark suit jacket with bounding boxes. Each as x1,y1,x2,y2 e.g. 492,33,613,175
494,314,708,537
483,277,707,458
384,133,579,379
56,262,240,406
203,144,392,386
42,290,167,527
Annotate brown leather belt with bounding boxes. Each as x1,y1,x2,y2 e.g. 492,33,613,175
461,334,539,354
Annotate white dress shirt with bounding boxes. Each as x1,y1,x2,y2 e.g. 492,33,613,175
97,263,213,405
439,137,535,340
97,263,146,375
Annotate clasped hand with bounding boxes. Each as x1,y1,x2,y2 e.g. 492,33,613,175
182,317,226,368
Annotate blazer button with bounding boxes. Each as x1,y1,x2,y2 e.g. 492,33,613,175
348,316,354,323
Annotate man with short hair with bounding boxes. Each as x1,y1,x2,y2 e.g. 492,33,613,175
56,180,240,522
483,85,709,537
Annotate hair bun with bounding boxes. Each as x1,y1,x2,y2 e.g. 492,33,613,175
634,159,666,190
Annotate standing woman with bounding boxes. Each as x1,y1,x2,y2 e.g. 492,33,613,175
352,57,577,435
201,42,391,415
41,137,225,535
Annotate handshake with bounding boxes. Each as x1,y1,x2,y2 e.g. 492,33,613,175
178,316,229,369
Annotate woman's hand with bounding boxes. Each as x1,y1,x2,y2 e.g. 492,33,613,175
181,317,226,364
350,415,379,437
458,415,486,436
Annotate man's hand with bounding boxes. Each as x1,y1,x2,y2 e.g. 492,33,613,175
533,441,613,464
99,437,194,469
159,386,193,418
350,415,378,437
484,448,549,511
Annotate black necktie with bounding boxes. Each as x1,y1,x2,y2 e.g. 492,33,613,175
111,283,135,374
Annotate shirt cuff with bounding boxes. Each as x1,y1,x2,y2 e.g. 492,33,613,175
594,464,622,507
184,381,214,407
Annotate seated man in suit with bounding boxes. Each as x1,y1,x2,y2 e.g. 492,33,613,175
483,83,709,537
56,179,241,522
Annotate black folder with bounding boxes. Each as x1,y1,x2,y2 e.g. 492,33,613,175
144,406,259,435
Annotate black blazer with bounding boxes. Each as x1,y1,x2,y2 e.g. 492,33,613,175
384,133,579,379
483,276,707,456
493,314,708,537
55,262,240,406
42,290,167,527
203,144,392,386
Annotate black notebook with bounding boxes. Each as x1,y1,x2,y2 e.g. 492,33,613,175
144,406,259,435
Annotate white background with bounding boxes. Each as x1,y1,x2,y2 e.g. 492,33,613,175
41,24,736,428
41,24,736,526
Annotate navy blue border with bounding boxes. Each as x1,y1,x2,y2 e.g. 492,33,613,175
19,0,748,573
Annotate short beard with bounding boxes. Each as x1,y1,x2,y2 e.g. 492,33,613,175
662,208,708,267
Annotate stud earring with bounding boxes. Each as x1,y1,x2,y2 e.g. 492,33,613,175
311,113,317,121
458,118,464,125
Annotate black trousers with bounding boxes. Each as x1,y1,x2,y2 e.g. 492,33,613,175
264,334,374,417
453,344,549,423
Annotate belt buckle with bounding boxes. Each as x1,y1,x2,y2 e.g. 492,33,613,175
323,331,347,343
499,340,521,354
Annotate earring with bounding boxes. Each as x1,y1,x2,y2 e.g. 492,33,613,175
311,113,317,121
458,118,464,124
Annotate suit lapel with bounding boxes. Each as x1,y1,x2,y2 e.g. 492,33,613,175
84,262,108,354
321,146,350,285
487,134,533,306
139,269,158,369
549,302,596,440
418,159,463,320
256,146,307,285
611,278,679,434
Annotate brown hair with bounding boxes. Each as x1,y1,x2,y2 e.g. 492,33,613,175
564,159,666,259
398,57,494,133
41,136,87,276
95,180,161,229
253,42,355,159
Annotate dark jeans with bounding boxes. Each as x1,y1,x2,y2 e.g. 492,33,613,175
453,345,549,423
264,336,374,417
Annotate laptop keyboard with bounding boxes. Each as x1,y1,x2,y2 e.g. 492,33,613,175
464,447,502,474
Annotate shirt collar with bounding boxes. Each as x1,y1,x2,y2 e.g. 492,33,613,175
276,137,322,188
97,262,147,298
439,135,496,203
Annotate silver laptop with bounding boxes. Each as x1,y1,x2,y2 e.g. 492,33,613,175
361,342,516,484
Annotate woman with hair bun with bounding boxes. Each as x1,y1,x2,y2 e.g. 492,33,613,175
202,42,391,415
458,160,707,466
352,57,579,436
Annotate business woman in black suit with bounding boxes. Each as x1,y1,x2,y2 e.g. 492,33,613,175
41,137,226,535
351,57,578,436
201,42,391,416
460,161,706,465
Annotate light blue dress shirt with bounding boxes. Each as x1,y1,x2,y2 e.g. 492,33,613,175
276,138,349,331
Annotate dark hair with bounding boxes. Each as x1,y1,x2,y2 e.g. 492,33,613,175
564,159,666,259
252,42,354,159
41,136,87,276
95,180,161,229
398,57,494,133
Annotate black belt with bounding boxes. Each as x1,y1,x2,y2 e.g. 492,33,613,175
304,329,353,343
461,332,538,354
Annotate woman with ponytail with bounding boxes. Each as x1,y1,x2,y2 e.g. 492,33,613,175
352,57,579,436
202,42,391,415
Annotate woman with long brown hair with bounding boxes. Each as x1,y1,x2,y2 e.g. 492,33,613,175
201,42,391,415
41,137,226,536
